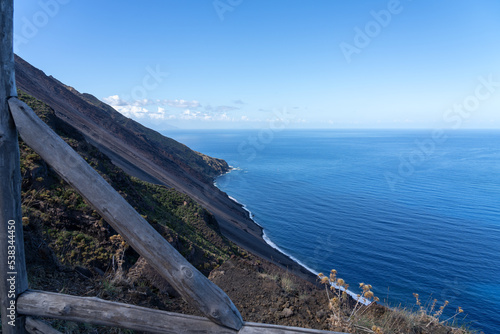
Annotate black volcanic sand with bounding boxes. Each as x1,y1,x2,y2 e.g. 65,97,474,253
207,191,318,283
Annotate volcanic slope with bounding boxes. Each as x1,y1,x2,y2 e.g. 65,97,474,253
14,55,312,280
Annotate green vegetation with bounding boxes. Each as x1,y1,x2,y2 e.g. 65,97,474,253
17,90,244,332
18,89,240,275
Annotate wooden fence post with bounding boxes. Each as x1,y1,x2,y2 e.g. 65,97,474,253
0,1,29,333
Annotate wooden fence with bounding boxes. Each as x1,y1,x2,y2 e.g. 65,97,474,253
0,2,346,333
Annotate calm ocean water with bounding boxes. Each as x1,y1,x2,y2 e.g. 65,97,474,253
166,129,500,333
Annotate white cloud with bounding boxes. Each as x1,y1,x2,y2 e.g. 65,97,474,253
102,95,128,106
132,99,153,107
176,110,237,122
180,109,200,120
103,95,174,120
113,105,149,118
102,95,247,123
149,107,176,120
103,95,200,109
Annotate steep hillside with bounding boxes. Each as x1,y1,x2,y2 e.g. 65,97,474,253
14,55,228,183
19,89,240,275
14,55,314,282
16,91,335,333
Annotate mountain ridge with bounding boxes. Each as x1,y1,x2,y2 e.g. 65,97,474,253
14,54,314,282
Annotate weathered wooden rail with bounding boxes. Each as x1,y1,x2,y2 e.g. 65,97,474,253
18,290,345,334
0,2,346,333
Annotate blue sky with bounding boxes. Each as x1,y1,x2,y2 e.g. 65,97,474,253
13,0,500,130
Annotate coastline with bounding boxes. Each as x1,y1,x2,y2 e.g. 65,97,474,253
226,193,319,276
211,169,319,284
215,169,369,304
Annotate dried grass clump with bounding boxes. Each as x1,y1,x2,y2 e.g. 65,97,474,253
318,270,475,334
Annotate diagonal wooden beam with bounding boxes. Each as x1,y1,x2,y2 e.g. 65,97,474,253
8,97,243,330
0,1,29,333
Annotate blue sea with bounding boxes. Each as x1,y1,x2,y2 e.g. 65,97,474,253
166,129,500,333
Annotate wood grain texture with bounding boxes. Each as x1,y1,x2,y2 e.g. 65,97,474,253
18,291,346,334
240,324,346,334
8,97,243,330
0,1,29,333
25,318,63,334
